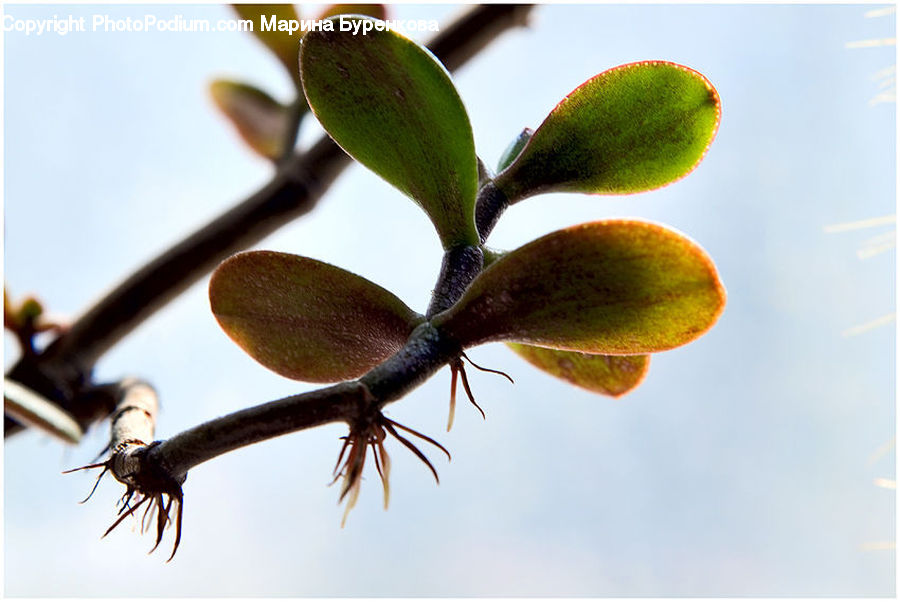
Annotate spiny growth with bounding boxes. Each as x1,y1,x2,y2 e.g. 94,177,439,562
446,353,514,431
332,412,451,525
64,446,184,561
105,486,184,562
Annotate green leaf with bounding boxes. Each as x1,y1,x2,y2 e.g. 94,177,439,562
507,344,649,397
299,16,479,249
495,61,721,201
481,246,506,268
496,128,533,173
232,4,302,83
210,79,288,160
210,251,423,382
433,220,725,354
18,297,44,321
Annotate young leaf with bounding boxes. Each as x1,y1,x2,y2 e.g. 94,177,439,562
507,344,649,397
299,16,480,249
210,251,423,382
232,4,303,83
495,61,721,202
496,128,533,173
210,79,288,160
432,220,725,354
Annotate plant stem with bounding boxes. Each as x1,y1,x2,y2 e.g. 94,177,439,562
475,180,511,242
276,96,308,167
425,245,484,318
108,378,159,453
148,322,462,480
424,172,515,319
148,382,360,480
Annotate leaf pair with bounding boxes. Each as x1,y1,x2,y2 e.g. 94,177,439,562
488,62,718,394
299,18,720,250
209,221,724,386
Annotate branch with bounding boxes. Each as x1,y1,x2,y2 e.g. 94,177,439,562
108,378,159,451
149,382,363,480
147,320,461,481
65,379,188,561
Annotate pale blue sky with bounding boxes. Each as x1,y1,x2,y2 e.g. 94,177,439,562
4,3,896,596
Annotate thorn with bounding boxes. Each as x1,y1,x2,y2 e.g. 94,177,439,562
149,495,171,555
446,353,513,427
337,435,368,503
61,461,108,474
332,436,352,478
76,465,109,504
340,477,361,528
384,417,451,462
462,352,515,384
383,421,442,484
117,489,136,514
456,362,486,421
334,414,451,522
371,438,391,510
102,495,149,539
447,362,459,431
141,495,156,535
166,495,184,562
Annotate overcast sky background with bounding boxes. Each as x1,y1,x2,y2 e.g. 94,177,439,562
4,3,896,596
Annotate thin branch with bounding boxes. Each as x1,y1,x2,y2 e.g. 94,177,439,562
65,379,188,560
146,317,465,481
108,378,159,451
276,97,309,167
425,244,484,318
64,378,159,486
147,381,366,481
